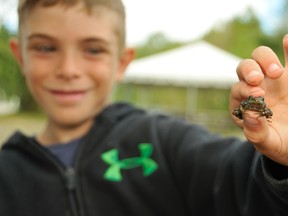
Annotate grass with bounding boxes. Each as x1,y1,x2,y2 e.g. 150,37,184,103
0,112,45,145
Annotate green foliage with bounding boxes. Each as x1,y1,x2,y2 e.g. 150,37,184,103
203,7,285,64
134,32,186,59
203,9,266,58
0,27,37,111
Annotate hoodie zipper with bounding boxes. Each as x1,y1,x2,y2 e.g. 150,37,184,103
63,119,115,216
27,142,82,216
65,167,80,216
26,113,119,216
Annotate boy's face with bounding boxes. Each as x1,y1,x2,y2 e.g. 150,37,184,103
11,3,134,128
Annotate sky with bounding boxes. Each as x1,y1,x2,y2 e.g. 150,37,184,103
1,0,283,46
123,0,283,45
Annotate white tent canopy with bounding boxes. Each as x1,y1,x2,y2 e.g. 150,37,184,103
124,41,242,88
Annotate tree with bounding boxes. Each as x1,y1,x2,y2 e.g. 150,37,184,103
203,5,287,64
0,27,37,111
203,8,266,59
134,32,186,59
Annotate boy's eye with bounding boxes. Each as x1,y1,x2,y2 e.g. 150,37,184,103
85,47,104,55
33,45,56,53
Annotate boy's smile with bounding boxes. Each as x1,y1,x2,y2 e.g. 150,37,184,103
48,88,91,106
10,3,134,144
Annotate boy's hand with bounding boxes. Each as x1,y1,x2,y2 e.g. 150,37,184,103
230,35,288,166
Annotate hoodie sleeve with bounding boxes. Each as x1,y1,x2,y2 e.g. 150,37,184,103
157,116,288,216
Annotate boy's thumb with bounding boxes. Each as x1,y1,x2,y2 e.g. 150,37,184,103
243,113,268,145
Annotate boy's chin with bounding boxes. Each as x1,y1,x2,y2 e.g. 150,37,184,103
43,102,107,129
47,112,96,129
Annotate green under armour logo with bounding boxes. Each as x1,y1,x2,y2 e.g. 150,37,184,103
101,143,158,182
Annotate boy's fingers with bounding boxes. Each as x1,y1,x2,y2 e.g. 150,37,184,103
243,114,286,165
251,46,283,79
243,112,269,146
236,59,264,86
230,81,265,106
230,82,265,128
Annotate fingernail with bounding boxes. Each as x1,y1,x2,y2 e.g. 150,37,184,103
247,70,263,83
247,70,261,79
268,63,280,73
244,115,259,128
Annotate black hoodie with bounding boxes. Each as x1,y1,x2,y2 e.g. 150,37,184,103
0,103,288,216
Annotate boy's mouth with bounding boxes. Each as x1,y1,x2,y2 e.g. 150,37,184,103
49,89,88,104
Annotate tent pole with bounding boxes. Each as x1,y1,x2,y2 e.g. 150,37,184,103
186,86,198,121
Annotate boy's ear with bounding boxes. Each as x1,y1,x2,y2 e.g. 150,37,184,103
117,47,135,81
9,38,23,66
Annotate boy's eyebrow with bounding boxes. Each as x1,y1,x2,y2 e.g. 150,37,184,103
81,38,110,46
27,34,55,41
27,34,110,45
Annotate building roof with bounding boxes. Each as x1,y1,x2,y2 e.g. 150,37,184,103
124,41,242,88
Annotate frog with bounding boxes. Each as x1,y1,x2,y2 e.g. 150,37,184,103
232,95,273,120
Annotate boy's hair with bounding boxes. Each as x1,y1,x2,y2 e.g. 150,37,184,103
18,0,126,50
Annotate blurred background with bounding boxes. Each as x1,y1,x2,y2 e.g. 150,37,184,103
0,0,287,143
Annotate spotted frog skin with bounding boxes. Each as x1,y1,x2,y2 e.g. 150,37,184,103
233,95,273,120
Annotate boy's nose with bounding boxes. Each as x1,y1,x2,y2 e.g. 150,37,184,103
56,52,81,79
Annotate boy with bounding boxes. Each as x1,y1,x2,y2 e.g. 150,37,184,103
1,0,288,215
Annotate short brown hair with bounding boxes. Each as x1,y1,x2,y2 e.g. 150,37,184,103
17,0,126,50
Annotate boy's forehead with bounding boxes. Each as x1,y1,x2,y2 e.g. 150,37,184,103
19,1,126,50
19,0,125,29
21,3,120,37
29,2,117,18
